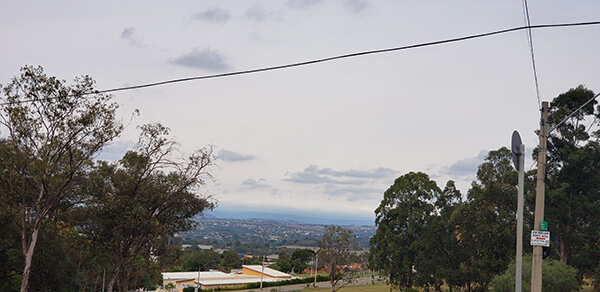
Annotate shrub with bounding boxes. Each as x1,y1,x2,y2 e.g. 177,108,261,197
490,254,579,292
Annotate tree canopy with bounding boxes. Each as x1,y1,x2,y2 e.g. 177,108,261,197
0,65,123,292
318,226,359,292
544,85,600,281
72,123,215,291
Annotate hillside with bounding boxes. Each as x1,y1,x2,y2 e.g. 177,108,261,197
177,217,376,255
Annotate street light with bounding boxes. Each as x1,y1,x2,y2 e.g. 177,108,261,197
196,260,217,292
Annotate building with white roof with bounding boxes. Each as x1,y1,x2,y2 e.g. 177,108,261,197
158,266,292,292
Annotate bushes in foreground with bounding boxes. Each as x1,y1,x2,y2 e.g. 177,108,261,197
491,254,579,292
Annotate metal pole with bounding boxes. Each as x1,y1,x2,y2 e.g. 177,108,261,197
260,255,265,291
531,101,549,292
516,144,525,292
314,253,318,287
195,265,200,292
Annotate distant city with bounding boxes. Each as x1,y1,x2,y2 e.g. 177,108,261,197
204,208,376,226
178,214,376,256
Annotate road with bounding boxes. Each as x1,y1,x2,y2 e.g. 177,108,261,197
233,277,379,292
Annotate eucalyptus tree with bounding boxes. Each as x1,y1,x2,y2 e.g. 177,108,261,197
0,66,123,292
414,180,465,291
452,147,518,291
74,123,215,292
369,172,441,290
318,225,359,292
544,85,600,280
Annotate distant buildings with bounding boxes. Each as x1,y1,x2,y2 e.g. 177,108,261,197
158,265,292,292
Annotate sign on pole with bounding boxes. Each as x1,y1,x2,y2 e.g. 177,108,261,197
512,131,523,171
530,231,550,247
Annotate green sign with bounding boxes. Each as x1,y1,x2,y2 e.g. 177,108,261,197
540,221,548,231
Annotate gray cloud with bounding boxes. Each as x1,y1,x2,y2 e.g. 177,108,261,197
242,178,271,189
322,184,382,197
283,165,396,185
218,149,256,162
192,8,231,24
243,5,282,23
286,0,323,9
120,27,145,47
443,150,488,176
344,0,371,14
317,166,397,179
170,48,231,72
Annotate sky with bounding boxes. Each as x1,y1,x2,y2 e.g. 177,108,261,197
1,1,600,225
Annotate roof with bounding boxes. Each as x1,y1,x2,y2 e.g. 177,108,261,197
242,265,291,278
162,271,233,281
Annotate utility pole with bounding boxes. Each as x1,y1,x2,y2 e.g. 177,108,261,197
531,101,549,292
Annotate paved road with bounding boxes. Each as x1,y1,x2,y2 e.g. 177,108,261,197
233,277,380,292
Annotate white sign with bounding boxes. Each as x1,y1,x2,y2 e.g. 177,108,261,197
530,230,550,247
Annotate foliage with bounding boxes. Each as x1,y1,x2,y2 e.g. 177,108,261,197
451,148,522,291
71,123,215,291
220,251,242,272
413,180,465,291
0,65,123,292
318,226,359,292
490,254,579,292
544,85,600,282
272,250,293,273
369,172,441,289
291,249,316,274
0,184,23,292
181,249,222,272
370,150,537,291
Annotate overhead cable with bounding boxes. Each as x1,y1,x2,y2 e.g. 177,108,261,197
97,21,600,96
522,0,542,109
1,21,600,106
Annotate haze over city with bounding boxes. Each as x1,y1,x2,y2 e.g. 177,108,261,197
2,1,599,224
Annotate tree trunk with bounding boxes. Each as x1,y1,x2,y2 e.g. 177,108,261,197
21,187,45,292
559,239,567,263
20,225,41,292
106,268,120,292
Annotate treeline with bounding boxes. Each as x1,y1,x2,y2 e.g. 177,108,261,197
369,86,600,291
0,66,217,292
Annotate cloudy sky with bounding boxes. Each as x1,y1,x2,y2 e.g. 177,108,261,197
2,1,599,224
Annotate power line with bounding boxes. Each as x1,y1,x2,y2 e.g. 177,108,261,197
2,21,600,107
522,0,542,109
97,21,600,95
